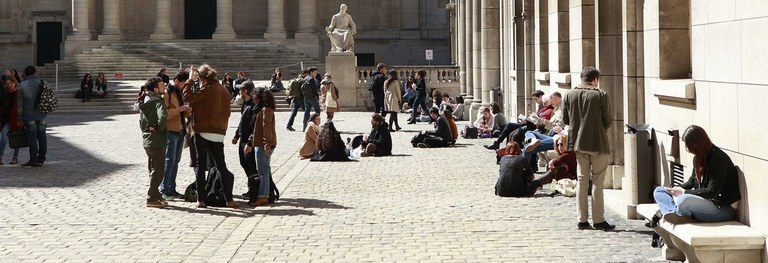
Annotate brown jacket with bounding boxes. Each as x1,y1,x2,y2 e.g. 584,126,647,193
163,86,187,132
252,107,277,148
182,81,231,135
299,122,320,158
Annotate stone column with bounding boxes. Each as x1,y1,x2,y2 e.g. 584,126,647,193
457,0,467,97
463,0,473,99
549,0,570,74
70,0,94,40
296,0,318,38
150,0,174,40
212,0,236,39
99,0,122,40
470,0,483,121
264,0,287,39
568,0,596,86
481,0,500,107
449,1,457,64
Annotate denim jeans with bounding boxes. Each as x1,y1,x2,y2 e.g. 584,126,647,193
303,98,321,130
161,130,184,195
522,131,554,159
286,98,304,129
410,95,429,121
25,119,47,163
0,122,20,161
256,146,273,199
493,122,524,145
652,186,735,222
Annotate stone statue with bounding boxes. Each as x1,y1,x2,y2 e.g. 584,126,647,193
326,4,357,53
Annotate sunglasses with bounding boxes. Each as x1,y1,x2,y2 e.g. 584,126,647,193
557,143,564,146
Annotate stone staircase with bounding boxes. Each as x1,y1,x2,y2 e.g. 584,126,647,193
38,40,323,82
53,82,293,115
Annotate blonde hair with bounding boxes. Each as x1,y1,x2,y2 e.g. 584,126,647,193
197,64,218,82
554,135,568,155
4,76,19,86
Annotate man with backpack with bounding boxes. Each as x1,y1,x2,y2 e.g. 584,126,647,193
16,66,49,168
285,70,307,131
369,63,387,114
301,67,321,131
160,71,192,201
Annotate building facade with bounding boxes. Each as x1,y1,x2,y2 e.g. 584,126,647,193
453,0,768,255
0,0,452,69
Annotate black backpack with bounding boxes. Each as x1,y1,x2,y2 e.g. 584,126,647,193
183,167,229,206
247,173,280,204
495,155,535,197
301,78,317,99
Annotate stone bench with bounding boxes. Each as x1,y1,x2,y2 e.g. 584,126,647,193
637,203,765,263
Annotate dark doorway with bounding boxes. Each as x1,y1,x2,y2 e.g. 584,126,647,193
185,0,217,39
36,22,62,66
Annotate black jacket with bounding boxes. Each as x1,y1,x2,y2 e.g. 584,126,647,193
426,116,454,144
496,155,534,197
681,146,741,207
366,122,392,156
234,100,262,146
370,72,386,97
302,76,319,100
413,78,427,98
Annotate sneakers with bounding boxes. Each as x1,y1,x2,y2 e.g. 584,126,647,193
286,127,296,131
416,143,430,148
577,222,592,230
662,213,692,224
484,142,500,150
146,199,168,208
20,161,39,168
524,138,541,152
162,193,176,201
593,221,616,230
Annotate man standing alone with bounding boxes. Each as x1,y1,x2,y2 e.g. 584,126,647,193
562,66,615,230
370,63,387,114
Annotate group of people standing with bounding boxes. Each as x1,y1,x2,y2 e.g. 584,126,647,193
138,64,277,208
0,66,49,168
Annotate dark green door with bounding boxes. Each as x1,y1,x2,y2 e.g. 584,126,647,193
36,22,62,66
185,0,217,39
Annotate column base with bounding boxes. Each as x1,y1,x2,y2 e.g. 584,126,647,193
469,102,483,123
68,33,94,41
295,32,318,39
212,32,237,40
263,31,288,39
150,33,174,40
98,34,123,41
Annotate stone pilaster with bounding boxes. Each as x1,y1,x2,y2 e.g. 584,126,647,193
463,0,473,99
70,0,94,40
213,0,237,39
99,0,122,40
470,0,483,121
457,0,467,97
264,0,287,39
296,0,318,39
480,0,500,107
568,0,596,85
150,0,174,40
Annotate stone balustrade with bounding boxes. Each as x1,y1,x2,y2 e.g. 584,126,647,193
353,65,461,110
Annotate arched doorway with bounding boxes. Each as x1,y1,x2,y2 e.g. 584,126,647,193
185,0,217,39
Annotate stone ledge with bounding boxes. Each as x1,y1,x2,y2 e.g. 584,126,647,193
535,72,550,83
650,79,696,103
660,221,765,248
551,72,571,87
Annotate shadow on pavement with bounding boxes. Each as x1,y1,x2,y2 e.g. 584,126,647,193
164,205,317,217
0,114,134,188
271,198,353,210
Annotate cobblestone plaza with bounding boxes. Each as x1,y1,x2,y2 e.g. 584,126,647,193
1,111,662,262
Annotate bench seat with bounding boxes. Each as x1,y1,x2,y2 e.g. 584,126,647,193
636,203,765,263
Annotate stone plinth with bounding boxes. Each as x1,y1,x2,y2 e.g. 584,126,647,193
325,52,358,110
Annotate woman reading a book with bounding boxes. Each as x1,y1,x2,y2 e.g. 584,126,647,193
652,125,741,224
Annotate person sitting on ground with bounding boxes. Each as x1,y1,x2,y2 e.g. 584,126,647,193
430,89,442,114
311,121,351,162
484,92,561,150
653,125,741,224
361,114,392,157
472,107,495,138
490,102,508,137
402,75,416,112
300,113,321,159
444,105,459,142
495,141,536,197
532,90,545,111
80,73,93,102
413,108,455,148
452,96,465,121
528,135,576,189
269,68,285,92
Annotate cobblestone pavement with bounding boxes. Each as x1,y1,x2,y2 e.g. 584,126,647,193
0,111,665,262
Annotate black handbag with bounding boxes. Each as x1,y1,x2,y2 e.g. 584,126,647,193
9,129,28,149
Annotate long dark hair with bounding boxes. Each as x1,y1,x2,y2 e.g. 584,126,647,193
255,87,276,109
317,121,342,152
682,125,714,178
81,74,93,87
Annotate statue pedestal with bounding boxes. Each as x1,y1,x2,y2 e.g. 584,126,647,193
325,52,360,110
